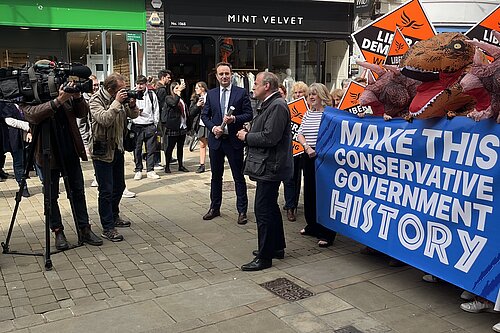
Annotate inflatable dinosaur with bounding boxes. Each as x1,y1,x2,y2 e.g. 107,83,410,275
461,30,500,122
357,61,420,120
399,32,476,119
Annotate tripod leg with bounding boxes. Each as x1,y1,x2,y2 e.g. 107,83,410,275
2,126,41,254
41,121,53,270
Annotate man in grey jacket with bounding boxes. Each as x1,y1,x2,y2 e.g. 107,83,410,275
237,71,293,271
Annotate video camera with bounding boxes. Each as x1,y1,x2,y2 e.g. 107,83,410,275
0,60,93,103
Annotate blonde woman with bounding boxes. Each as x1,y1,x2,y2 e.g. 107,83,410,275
297,83,337,247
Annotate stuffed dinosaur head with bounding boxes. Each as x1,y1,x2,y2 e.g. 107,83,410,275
399,33,475,118
400,33,474,81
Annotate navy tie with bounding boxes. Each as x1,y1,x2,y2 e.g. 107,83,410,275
220,88,227,118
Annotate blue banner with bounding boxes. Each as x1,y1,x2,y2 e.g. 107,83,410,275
316,110,499,303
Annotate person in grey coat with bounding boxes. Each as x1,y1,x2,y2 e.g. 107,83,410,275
237,71,293,271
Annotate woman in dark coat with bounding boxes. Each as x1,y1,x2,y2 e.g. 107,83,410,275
161,82,189,173
189,81,208,173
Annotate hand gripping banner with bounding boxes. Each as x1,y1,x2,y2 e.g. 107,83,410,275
316,110,499,303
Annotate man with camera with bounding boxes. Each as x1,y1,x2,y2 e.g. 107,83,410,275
21,82,104,250
88,73,140,242
131,75,160,180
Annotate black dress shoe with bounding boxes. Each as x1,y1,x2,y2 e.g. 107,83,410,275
178,166,189,172
164,167,171,173
203,209,220,220
0,170,9,179
196,164,205,173
80,226,103,246
241,258,272,271
55,230,69,250
252,249,285,259
237,213,248,225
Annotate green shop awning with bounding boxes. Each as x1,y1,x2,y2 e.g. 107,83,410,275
0,0,146,31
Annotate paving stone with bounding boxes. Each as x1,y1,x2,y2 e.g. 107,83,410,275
192,311,296,333
52,289,70,301
321,308,392,333
42,308,73,322
370,304,458,333
30,301,174,333
155,280,271,322
12,314,45,329
298,292,353,315
68,288,91,299
0,319,14,333
33,302,60,314
332,282,408,313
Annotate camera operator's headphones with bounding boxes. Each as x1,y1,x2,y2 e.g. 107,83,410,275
30,60,59,104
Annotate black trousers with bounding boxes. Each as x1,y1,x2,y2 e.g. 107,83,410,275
164,134,186,167
42,154,90,231
302,154,337,242
132,123,157,172
255,180,286,260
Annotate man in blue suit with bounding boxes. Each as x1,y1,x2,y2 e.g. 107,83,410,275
201,62,253,224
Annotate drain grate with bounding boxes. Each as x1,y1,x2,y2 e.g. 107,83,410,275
260,277,313,301
334,326,364,333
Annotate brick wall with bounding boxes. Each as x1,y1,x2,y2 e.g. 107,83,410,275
145,0,165,77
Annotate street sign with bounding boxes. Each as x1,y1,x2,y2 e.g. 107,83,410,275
126,32,142,46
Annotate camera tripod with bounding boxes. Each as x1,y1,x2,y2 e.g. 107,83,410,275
1,117,84,270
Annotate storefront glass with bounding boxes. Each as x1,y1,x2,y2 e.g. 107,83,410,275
67,31,145,85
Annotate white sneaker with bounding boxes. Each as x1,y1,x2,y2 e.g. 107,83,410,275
134,171,142,180
122,188,136,198
460,300,496,313
460,290,475,301
147,171,160,179
91,179,98,187
493,322,500,333
154,164,163,171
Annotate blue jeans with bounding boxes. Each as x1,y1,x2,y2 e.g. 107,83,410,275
11,149,24,185
93,151,126,231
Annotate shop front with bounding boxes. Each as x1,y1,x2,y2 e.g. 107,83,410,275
165,0,354,96
0,0,146,85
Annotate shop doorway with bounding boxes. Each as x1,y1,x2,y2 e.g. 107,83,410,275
167,36,215,97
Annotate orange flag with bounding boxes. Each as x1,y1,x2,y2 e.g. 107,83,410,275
287,97,309,156
465,4,500,62
384,28,410,65
338,81,370,115
352,0,436,65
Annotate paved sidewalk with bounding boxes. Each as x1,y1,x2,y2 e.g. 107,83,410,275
0,150,497,333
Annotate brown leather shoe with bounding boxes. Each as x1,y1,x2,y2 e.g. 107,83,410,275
286,208,296,222
203,209,220,220
237,213,248,225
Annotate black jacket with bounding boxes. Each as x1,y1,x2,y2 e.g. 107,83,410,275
244,92,293,182
161,95,191,132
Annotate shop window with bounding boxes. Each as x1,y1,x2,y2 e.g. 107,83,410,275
67,31,145,85
221,38,266,71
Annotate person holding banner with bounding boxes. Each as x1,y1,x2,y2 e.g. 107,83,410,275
297,83,337,247
282,81,310,222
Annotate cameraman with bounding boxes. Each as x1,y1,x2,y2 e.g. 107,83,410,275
21,82,103,250
88,73,140,242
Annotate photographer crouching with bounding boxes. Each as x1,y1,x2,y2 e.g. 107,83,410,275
21,81,103,250
88,73,140,242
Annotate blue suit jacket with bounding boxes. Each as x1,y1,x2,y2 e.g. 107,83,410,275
201,85,253,150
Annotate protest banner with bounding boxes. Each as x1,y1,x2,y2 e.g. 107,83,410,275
384,28,410,66
352,0,435,65
465,4,500,62
338,81,370,115
315,110,500,303
288,97,309,156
